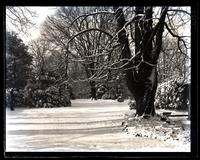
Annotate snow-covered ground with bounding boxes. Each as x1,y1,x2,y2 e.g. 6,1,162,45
5,99,190,152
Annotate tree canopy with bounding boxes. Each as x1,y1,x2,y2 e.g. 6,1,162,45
6,31,33,89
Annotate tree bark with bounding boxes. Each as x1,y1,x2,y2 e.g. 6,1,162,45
85,62,97,100
135,7,157,116
90,80,97,100
135,7,144,55
114,7,168,117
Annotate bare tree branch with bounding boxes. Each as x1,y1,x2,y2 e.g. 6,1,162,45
6,7,38,34
167,9,191,16
69,11,114,28
66,28,113,48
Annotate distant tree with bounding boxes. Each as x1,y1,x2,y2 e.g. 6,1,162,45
29,38,50,81
158,34,190,83
41,7,116,99
6,31,33,89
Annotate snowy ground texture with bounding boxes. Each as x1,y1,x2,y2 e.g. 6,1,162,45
122,110,190,151
5,99,190,152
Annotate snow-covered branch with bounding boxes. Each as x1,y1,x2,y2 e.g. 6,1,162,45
167,9,191,16
69,11,114,28
66,28,113,48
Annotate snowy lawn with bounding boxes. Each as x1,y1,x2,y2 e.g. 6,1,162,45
6,99,190,152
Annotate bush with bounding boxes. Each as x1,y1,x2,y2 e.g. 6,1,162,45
128,99,136,110
101,93,111,99
7,83,72,108
117,95,124,102
155,76,190,110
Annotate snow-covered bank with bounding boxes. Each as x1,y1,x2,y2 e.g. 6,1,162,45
122,110,190,152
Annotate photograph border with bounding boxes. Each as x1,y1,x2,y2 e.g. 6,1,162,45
1,0,199,158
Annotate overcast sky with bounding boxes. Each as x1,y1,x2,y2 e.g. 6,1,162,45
6,7,57,44
6,6,191,50
27,7,56,40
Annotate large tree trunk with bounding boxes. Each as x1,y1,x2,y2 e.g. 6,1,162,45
114,7,168,117
134,7,157,116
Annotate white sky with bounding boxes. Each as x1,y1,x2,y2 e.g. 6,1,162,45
27,7,56,42
6,6,191,44
6,7,57,44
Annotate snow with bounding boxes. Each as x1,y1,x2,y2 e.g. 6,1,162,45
6,99,190,152
122,110,190,152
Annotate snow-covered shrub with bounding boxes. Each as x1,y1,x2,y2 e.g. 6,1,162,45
155,76,190,110
38,84,71,107
96,85,107,99
117,95,124,102
101,93,111,99
11,83,71,108
11,89,26,107
128,99,136,110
